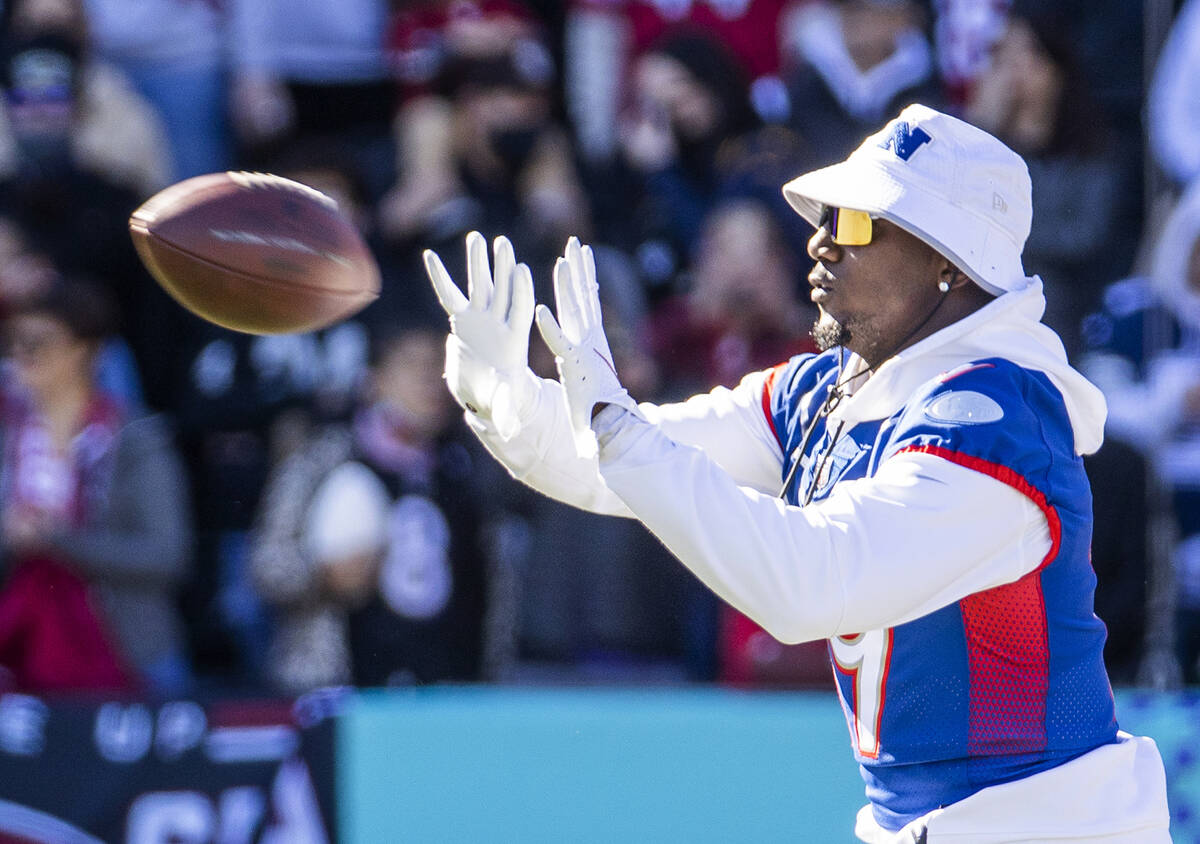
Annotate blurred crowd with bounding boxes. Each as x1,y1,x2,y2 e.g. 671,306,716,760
0,0,1196,699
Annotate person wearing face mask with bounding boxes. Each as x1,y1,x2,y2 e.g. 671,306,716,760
612,28,815,298
380,20,591,287
0,0,181,411
0,0,170,195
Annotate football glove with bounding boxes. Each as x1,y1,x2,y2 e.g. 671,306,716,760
535,236,638,456
424,231,537,438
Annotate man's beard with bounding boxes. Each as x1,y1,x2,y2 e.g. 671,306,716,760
812,311,851,352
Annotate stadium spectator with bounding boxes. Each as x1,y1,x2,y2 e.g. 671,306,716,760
226,0,394,197
1079,179,1200,685
0,217,142,407
160,144,382,690
781,0,942,167
250,319,506,693
383,19,589,292
1085,436,1151,686
380,0,542,244
0,278,193,696
265,139,379,425
81,0,231,180
647,198,814,398
1150,0,1200,189
964,5,1121,359
613,29,769,294
0,0,171,196
565,0,800,163
0,215,58,321
0,0,180,408
927,0,1011,106
167,322,314,687
496,235,686,677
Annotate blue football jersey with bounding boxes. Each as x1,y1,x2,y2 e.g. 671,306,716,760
765,350,1118,830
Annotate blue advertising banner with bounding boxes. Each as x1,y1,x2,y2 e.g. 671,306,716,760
340,687,867,843
339,687,1200,844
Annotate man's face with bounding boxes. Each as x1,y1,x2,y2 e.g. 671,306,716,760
806,213,947,366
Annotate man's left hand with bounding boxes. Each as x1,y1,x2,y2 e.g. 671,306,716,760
535,237,638,455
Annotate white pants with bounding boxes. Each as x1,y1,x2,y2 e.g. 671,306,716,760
854,733,1171,843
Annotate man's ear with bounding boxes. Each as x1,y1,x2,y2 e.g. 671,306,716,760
939,263,971,291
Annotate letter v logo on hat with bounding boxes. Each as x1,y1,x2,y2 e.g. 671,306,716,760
878,122,932,162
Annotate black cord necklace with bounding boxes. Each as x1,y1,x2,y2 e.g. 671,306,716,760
776,350,868,499
777,286,953,502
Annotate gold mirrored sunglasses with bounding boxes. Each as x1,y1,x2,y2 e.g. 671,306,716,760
818,206,873,246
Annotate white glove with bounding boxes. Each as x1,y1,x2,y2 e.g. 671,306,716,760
535,236,638,456
424,231,536,438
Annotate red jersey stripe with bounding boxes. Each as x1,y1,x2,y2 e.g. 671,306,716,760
760,362,788,451
895,444,1059,756
939,362,997,383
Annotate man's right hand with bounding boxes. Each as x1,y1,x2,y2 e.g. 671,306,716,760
423,232,537,437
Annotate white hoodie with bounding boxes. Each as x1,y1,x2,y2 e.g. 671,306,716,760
468,277,1106,640
467,279,1169,843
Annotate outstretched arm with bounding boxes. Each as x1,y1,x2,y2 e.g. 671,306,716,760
424,234,785,516
537,233,1050,643
594,409,1049,643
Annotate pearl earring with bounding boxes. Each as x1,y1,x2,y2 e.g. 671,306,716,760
938,280,951,293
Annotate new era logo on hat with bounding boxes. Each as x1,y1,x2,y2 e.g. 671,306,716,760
782,103,1033,296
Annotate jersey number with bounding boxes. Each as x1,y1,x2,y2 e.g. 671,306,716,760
831,628,894,759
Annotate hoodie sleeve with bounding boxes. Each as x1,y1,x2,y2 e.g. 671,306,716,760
589,359,1078,643
592,406,1050,643
464,369,786,516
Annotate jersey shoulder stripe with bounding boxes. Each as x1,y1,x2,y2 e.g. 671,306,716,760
759,361,790,450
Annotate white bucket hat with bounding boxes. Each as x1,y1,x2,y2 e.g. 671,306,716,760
782,103,1033,296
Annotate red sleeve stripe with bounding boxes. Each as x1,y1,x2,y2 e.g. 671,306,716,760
894,444,1062,572
938,362,996,383
760,362,788,450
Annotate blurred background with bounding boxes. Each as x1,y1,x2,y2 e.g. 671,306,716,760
0,0,1198,841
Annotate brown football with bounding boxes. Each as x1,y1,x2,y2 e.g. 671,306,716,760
129,171,380,335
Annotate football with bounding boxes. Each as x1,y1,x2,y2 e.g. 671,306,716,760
129,171,380,335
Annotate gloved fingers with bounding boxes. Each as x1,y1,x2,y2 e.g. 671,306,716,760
565,237,599,329
552,256,586,344
490,235,515,320
465,230,493,311
582,243,597,282
535,304,570,359
423,249,468,316
581,244,601,327
510,263,536,334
